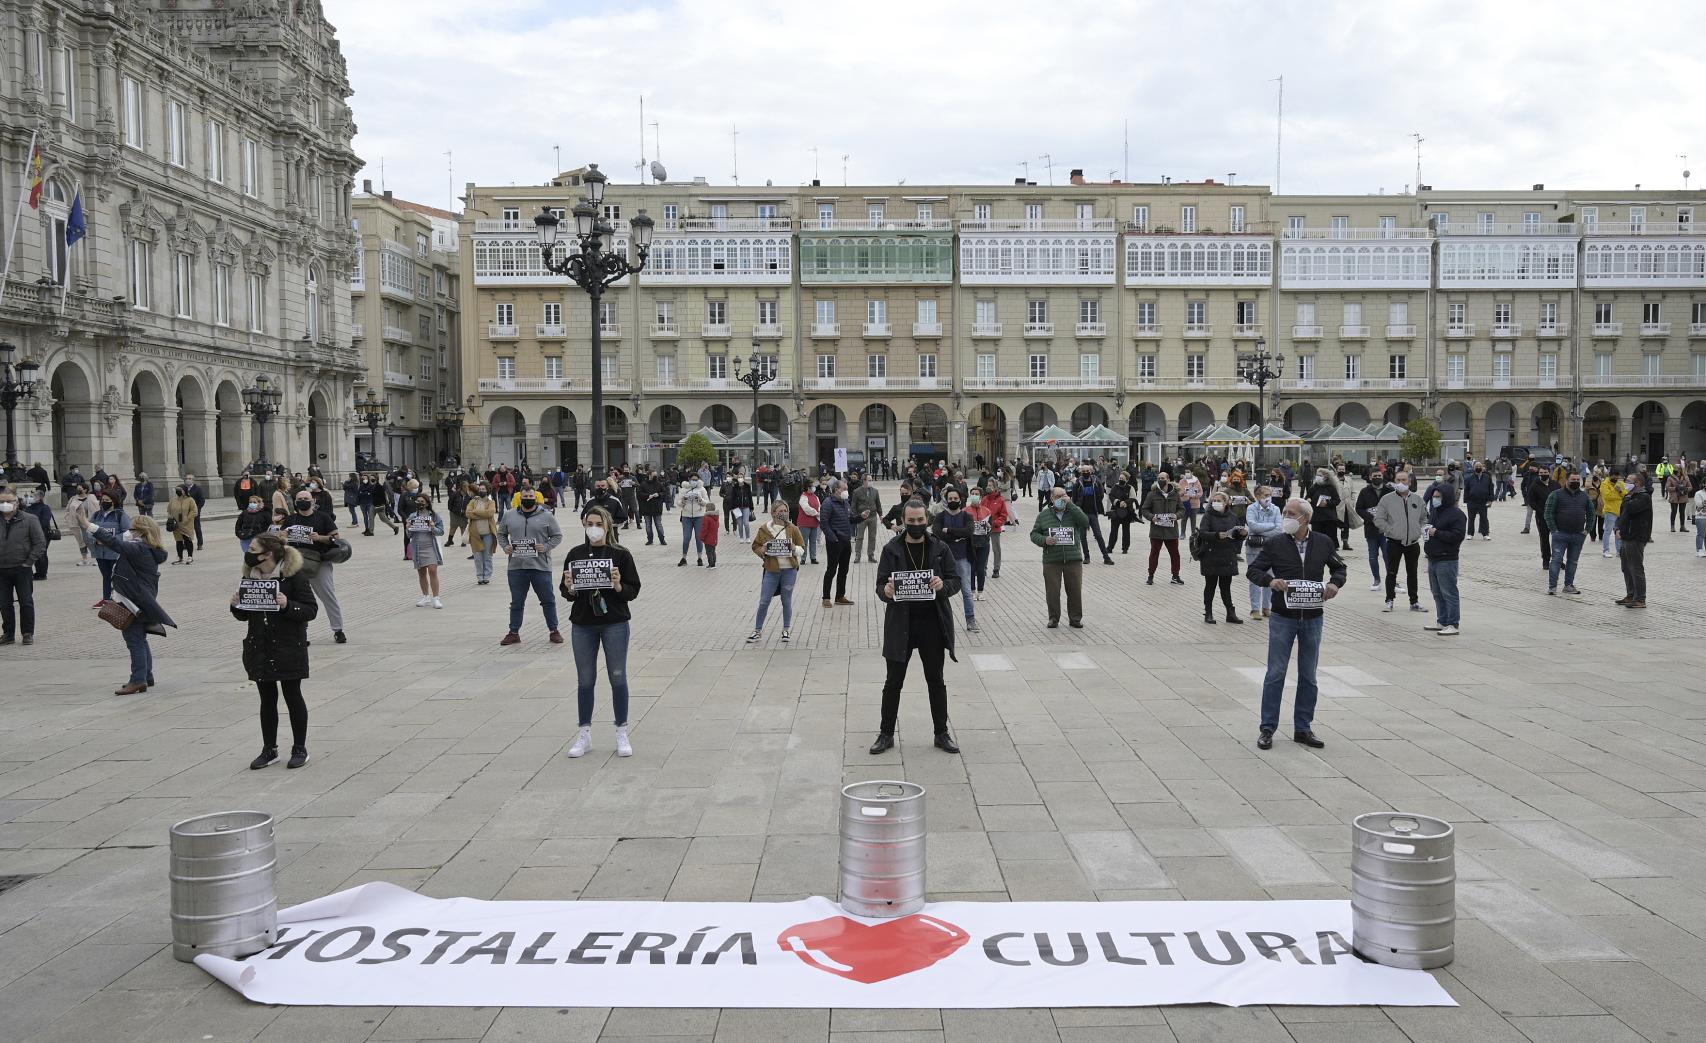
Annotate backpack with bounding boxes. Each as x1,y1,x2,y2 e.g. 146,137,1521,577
1188,527,1207,562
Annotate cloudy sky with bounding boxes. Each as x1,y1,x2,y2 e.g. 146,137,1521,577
324,0,1706,211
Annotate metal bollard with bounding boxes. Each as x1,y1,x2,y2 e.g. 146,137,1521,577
839,781,926,918
169,810,278,962
1351,812,1455,969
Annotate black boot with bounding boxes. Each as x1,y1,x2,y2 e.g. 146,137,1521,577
249,747,278,770
868,733,894,755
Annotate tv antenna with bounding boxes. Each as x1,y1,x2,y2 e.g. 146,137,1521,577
444,149,453,210
1038,153,1053,185
637,94,646,182
731,124,739,185
810,145,819,183
841,153,849,186
1412,133,1424,189
1018,159,1029,182
1271,75,1284,192
1682,154,1692,189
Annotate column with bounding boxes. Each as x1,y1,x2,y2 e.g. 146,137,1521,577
789,414,810,469
183,409,219,484
1616,415,1633,461
572,418,589,471
893,421,912,468
1664,414,1682,460
135,405,176,482
841,417,859,474
948,418,968,466
626,418,645,470
1468,410,1487,461
461,422,490,470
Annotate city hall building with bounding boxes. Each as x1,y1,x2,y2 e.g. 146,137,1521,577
458,170,1705,472
0,0,362,490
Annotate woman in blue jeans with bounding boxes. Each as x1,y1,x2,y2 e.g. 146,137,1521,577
748,500,805,643
82,514,174,695
559,506,642,760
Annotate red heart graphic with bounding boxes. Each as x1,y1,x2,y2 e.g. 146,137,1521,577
778,913,970,984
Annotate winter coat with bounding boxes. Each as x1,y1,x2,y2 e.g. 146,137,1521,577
819,495,854,541
558,541,641,625
88,507,130,561
875,533,959,664
1244,498,1283,550
699,512,721,547
87,527,174,627
1245,530,1349,620
465,495,500,554
1356,482,1385,538
1544,486,1592,535
850,483,883,524
167,496,198,537
1598,478,1625,516
230,547,319,681
0,511,45,569
1618,489,1653,543
1194,507,1245,577
980,491,1014,533
932,505,973,559
1308,480,1341,535
1139,484,1182,540
1029,501,1089,564
134,481,155,510
1374,490,1427,546
1424,486,1467,561
235,506,271,541
638,477,666,517
1463,470,1495,505
497,506,564,571
750,521,805,572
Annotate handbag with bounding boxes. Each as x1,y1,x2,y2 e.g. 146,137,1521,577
96,600,135,630
321,537,352,564
165,518,177,533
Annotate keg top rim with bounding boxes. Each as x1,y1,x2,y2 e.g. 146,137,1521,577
842,780,925,802
169,810,275,838
1353,811,1453,840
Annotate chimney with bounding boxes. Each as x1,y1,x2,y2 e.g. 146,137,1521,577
1014,177,1026,186
1532,183,1545,191
383,190,392,201
361,178,372,194
1069,168,1085,185
811,179,821,187
1202,178,1217,185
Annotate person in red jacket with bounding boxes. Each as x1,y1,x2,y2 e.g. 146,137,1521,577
980,477,1015,579
699,498,721,569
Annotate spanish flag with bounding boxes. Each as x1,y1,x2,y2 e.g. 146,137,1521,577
27,144,43,209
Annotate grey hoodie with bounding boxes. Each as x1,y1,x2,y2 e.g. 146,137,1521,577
497,506,564,571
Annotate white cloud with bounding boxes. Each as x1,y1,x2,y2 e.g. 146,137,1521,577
324,0,1706,208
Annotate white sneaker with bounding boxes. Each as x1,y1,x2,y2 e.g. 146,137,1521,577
567,727,592,758
416,595,432,608
1603,551,1615,558
1424,623,1442,631
614,726,633,758
1483,534,1492,540
974,591,984,602
432,597,443,609
1382,600,1394,612
1438,625,1459,636
1369,581,1382,591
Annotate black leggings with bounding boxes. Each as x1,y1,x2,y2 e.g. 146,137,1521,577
258,679,307,750
1671,502,1688,529
1202,574,1234,614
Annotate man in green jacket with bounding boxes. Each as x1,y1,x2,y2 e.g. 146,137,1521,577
1030,486,1090,628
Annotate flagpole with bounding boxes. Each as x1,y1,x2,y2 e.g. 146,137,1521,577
0,128,39,291
56,179,82,317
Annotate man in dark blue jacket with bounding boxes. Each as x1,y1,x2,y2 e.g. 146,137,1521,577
819,479,856,606
1423,485,1466,635
1462,461,1494,539
1246,498,1347,751
1544,473,1591,595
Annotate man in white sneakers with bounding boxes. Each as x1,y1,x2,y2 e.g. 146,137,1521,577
1373,470,1427,615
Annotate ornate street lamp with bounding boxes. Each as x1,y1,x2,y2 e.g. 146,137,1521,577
354,387,389,466
733,344,777,473
534,163,654,474
0,342,41,472
241,372,283,470
435,402,466,465
1236,340,1286,471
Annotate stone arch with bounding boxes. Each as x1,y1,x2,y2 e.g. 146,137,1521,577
1530,400,1566,452
967,403,1006,468
541,406,578,469
1283,402,1320,435
1384,402,1418,427
756,403,787,440
909,403,949,462
1681,401,1706,459
1583,400,1619,461
1333,402,1371,428
48,358,97,479
1127,401,1166,462
602,405,631,468
1227,401,1260,429
1019,401,1058,441
701,404,738,437
1630,400,1666,462
175,374,214,479
307,388,332,471
129,369,170,479
1177,401,1214,440
215,379,247,476
1069,402,1108,431
1438,401,1471,448
809,403,845,469
488,406,527,468
1483,401,1517,458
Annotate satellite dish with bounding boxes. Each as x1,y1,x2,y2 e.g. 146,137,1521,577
649,160,668,183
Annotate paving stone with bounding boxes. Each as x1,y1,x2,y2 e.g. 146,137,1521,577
1457,881,1627,961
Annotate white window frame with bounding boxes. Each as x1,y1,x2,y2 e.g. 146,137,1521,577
757,299,778,326
1132,205,1149,229
1389,354,1407,381
122,77,144,148
241,137,259,197
497,356,517,380
542,302,562,326
917,299,938,325
247,272,265,331
129,240,152,310
1136,353,1157,380
1028,353,1049,379
1185,354,1205,381
866,353,887,378
918,353,937,379
817,353,837,380
975,353,996,380
1079,353,1100,380
1344,354,1361,381
1180,205,1197,233
1229,205,1245,233
173,253,193,318
495,302,514,326
213,263,231,326
167,99,187,167
707,353,727,380
205,119,225,183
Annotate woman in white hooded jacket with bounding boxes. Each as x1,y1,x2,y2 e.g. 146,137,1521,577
677,476,708,567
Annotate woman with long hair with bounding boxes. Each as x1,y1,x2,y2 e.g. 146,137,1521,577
167,485,199,564
404,493,446,607
81,514,173,694
559,506,642,759
465,482,500,584
231,532,318,769
748,499,804,643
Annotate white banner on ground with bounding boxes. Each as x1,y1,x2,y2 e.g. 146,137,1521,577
195,883,1454,1009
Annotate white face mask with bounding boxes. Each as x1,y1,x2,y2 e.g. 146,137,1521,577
1257,496,1271,506
584,525,606,544
1394,482,1410,495
1210,501,1226,513
0,503,14,514
1281,516,1301,536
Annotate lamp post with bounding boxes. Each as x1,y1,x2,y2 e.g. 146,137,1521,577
1236,340,1285,471
435,402,465,465
0,342,41,472
733,345,776,473
354,387,389,467
534,164,654,475
241,373,283,470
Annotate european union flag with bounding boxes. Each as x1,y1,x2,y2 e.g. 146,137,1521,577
65,190,86,247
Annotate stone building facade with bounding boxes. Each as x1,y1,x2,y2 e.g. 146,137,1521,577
0,0,362,492
459,170,1705,472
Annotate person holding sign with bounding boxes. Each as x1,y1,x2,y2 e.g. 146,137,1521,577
1245,498,1347,752
498,491,565,646
404,495,447,608
559,506,642,759
747,500,805,643
931,490,978,632
230,533,318,770
1029,486,1089,628
1139,472,1185,586
871,500,961,755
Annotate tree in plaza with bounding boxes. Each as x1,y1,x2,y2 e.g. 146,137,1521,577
1400,417,1443,463
677,432,719,471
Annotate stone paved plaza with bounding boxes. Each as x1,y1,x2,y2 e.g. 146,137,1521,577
4,483,1706,1042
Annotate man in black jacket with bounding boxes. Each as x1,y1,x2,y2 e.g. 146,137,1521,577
1245,498,1347,752
181,472,207,549
1525,469,1559,569
1462,461,1495,540
871,500,960,755
1423,485,1466,635
1070,465,1115,565
1544,472,1591,595
1615,475,1653,608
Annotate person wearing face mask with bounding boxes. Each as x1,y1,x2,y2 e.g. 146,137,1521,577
18,489,56,581
87,491,131,607
851,475,883,563
1030,486,1090,628
0,491,45,645
930,489,978,632
819,479,855,607
1308,470,1342,549
1245,498,1345,749
581,481,629,528
341,472,362,529
1597,468,1624,558
1191,491,1246,624
962,488,996,602
1108,471,1137,554
1420,484,1465,635
872,500,961,755
231,533,318,769
1243,486,1283,619
282,490,347,644
235,495,269,553
1524,466,1560,570
1542,473,1591,596
1070,466,1115,566
1614,474,1652,608
404,495,446,607
67,484,99,568
675,476,707,566
83,514,172,695
749,500,806,643
498,490,566,645
166,486,199,564
1374,471,1427,614
133,472,155,518
1139,472,1185,585
699,497,721,568
794,479,822,565
980,479,1014,579
559,505,642,758
1462,460,1494,540
465,484,501,583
